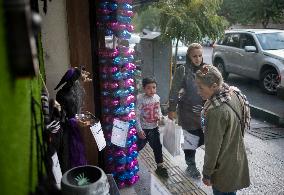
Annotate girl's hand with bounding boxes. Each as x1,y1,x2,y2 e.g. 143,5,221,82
138,131,146,139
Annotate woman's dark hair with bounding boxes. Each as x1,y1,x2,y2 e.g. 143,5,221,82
142,77,157,87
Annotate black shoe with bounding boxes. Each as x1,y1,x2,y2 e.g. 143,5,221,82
155,166,169,178
186,165,201,179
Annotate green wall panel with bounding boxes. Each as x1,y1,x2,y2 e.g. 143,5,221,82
0,2,43,194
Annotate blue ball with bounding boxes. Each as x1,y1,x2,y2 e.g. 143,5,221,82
117,16,132,24
121,3,132,10
118,156,127,164
130,150,138,158
108,3,118,11
128,86,135,93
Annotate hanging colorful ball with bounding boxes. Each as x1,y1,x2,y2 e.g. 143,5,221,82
118,181,126,189
120,3,132,10
126,160,136,170
133,165,139,174
129,143,138,151
99,2,109,9
108,82,119,90
134,174,139,183
118,10,134,17
125,63,136,71
113,150,126,157
110,99,120,106
117,156,127,164
117,15,132,24
108,2,118,11
123,94,135,105
130,150,138,158
115,0,133,3
116,166,126,173
112,72,123,80
97,8,112,15
127,86,135,93
126,24,134,32
126,176,136,185
126,139,132,147
117,30,131,39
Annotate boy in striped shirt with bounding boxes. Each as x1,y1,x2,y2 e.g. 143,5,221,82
136,77,168,178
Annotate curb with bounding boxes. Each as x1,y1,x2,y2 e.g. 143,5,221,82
250,105,284,127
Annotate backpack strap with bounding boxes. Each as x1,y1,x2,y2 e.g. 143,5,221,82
224,102,245,137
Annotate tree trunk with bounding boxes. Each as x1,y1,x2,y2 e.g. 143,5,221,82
173,37,180,75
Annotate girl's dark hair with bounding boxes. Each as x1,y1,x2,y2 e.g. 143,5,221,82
142,77,157,87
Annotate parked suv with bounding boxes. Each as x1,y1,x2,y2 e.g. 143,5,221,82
212,29,284,95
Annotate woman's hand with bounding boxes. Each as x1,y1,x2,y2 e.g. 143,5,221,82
202,177,212,186
168,111,176,120
138,130,146,139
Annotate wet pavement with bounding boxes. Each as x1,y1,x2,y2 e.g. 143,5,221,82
120,118,284,195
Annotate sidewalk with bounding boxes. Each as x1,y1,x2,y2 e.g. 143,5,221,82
119,118,284,195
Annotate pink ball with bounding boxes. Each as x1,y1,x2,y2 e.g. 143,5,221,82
118,10,134,17
110,66,118,73
126,24,134,32
131,143,138,151
98,9,112,15
128,111,136,119
110,99,120,107
101,82,109,89
123,94,135,105
109,82,119,90
116,165,126,172
125,63,136,71
118,181,126,189
126,176,137,185
126,160,136,170
134,175,139,182
114,150,126,157
123,78,134,87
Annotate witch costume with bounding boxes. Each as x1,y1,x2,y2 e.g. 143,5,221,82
54,67,87,172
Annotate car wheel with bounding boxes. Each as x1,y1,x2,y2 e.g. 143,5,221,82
260,69,280,95
214,59,229,80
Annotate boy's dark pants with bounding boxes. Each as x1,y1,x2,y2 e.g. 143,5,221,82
137,127,163,164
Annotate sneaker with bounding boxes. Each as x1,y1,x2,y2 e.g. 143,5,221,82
186,165,201,179
155,166,169,178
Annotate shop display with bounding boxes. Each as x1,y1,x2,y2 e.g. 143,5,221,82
97,0,139,188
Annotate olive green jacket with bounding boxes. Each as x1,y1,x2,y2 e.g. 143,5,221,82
203,93,250,192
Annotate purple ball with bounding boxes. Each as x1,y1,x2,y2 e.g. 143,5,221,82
118,181,126,189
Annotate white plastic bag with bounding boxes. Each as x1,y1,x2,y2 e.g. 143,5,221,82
163,119,181,157
182,130,200,150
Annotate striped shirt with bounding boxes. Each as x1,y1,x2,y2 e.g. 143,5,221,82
136,93,162,132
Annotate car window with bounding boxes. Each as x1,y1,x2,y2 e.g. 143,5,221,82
240,34,257,49
222,33,240,48
218,34,229,45
256,32,284,50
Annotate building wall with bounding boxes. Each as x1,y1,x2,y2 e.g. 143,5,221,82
0,2,42,194
39,0,70,98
